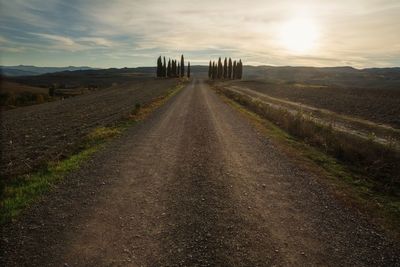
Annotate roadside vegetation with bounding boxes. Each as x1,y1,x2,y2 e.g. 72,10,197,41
0,82,185,224
214,85,400,233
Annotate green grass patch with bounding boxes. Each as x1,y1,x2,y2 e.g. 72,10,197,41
219,91,400,235
0,146,98,224
0,82,185,225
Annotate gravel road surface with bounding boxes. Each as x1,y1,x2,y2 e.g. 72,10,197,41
2,79,399,266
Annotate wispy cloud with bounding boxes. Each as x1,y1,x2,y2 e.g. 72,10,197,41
1,0,399,67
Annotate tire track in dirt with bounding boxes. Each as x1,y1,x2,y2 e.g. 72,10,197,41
1,78,399,266
162,80,280,266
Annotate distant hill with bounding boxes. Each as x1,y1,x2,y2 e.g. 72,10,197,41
242,66,400,89
2,64,399,89
0,65,97,76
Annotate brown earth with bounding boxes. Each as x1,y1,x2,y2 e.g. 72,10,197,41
225,80,400,128
0,81,48,95
1,78,399,266
0,77,179,179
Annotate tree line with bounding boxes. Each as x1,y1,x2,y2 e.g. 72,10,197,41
156,55,190,78
208,57,243,80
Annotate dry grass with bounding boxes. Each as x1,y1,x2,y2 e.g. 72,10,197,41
219,91,400,236
218,87,400,195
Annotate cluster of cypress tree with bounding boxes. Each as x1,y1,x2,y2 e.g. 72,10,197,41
156,55,190,78
208,57,243,80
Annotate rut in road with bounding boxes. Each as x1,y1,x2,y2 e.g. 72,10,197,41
2,79,399,266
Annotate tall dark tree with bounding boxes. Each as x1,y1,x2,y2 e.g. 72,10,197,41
174,60,177,77
212,62,216,79
172,60,176,77
163,57,167,77
228,58,232,79
167,59,171,77
217,57,223,79
187,62,191,78
180,55,185,77
223,57,227,79
174,60,176,77
208,61,212,79
177,62,180,77
233,60,237,79
156,56,162,77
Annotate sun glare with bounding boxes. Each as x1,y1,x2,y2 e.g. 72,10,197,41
280,18,318,54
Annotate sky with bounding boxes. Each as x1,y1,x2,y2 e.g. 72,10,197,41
0,0,399,68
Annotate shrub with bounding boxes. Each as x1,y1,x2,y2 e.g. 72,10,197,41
36,94,45,104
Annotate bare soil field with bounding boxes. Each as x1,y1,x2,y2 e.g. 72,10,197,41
6,67,155,89
0,80,48,95
0,77,179,180
1,68,157,109
225,80,400,128
2,79,399,266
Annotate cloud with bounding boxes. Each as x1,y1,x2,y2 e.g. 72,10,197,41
0,0,399,67
78,37,114,47
30,33,83,51
28,33,116,51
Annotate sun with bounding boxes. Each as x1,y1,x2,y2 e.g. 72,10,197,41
279,18,318,54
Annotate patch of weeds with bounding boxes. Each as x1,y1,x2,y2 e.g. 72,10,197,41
218,89,400,235
86,126,121,144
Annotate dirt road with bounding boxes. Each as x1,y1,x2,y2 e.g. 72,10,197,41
2,79,399,266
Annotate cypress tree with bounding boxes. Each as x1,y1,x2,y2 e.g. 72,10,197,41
180,55,185,77
187,62,191,78
208,61,212,79
175,59,178,77
156,56,162,77
163,57,166,77
172,60,176,77
223,57,227,79
228,58,232,79
174,60,177,77
174,59,178,77
216,59,218,79
177,62,180,77
167,59,171,78
212,62,216,79
233,60,237,79
217,57,222,79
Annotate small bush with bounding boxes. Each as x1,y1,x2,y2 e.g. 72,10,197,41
36,94,45,104
86,127,120,143
131,103,141,115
